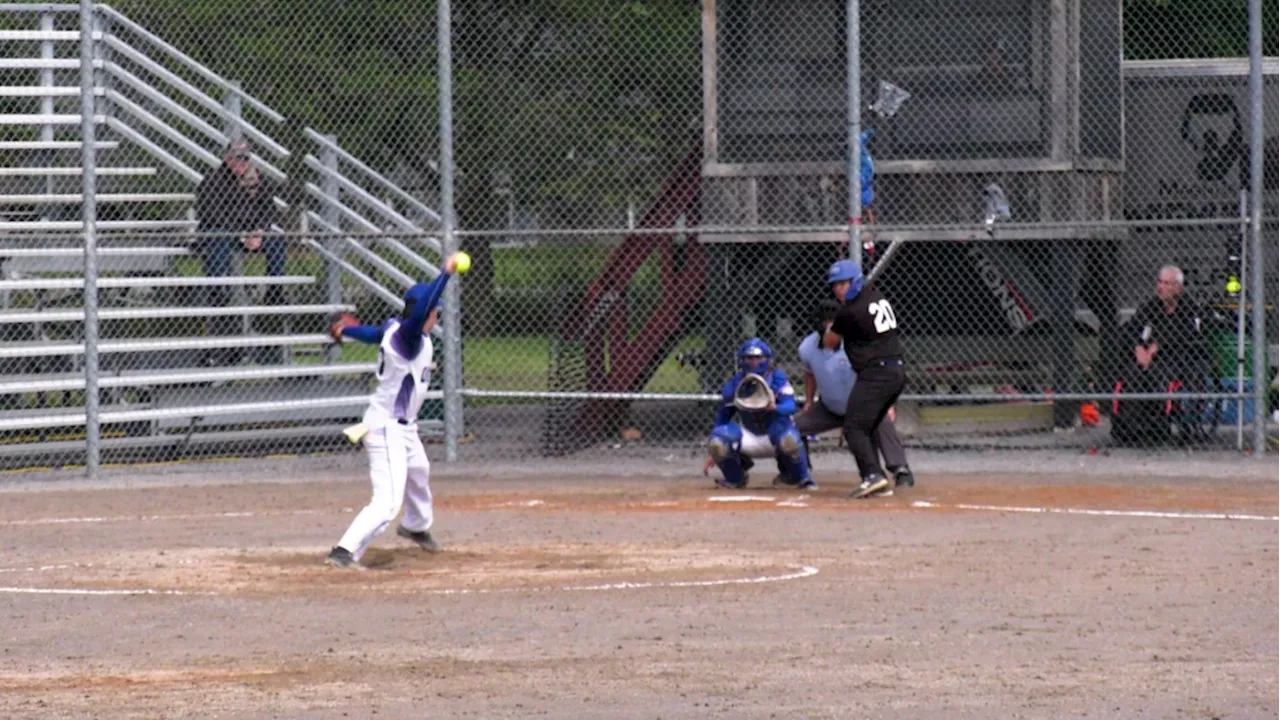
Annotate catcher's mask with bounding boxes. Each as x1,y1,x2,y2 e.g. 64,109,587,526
733,373,776,413
737,338,773,373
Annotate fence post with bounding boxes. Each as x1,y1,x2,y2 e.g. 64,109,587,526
79,0,100,479
40,12,56,215
1246,0,1268,454
845,0,861,267
438,0,462,462
321,137,343,309
222,80,244,140
221,81,250,327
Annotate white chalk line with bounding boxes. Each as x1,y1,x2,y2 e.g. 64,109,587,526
911,501,1279,522
0,563,92,574
0,586,211,597
2,495,816,527
396,564,820,596
490,500,546,508
0,509,332,527
0,564,819,598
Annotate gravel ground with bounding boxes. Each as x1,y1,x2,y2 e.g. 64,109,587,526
0,456,1274,719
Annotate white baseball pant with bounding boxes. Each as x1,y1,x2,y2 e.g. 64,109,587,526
336,422,433,560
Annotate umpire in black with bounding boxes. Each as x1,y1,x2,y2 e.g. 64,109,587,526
823,259,906,499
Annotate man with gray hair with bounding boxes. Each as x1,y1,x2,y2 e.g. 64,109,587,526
1112,265,1212,444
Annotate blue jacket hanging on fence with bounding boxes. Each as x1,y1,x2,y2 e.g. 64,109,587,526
859,129,875,208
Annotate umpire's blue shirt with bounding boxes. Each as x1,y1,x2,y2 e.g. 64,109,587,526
797,332,856,416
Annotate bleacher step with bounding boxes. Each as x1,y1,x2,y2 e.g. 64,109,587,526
0,275,315,291
0,303,355,324
0,362,376,395
0,333,335,359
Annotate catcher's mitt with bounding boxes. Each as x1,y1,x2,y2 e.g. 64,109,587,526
733,373,776,412
328,311,359,343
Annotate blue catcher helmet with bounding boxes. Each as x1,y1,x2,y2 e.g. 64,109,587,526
737,338,773,372
826,259,864,301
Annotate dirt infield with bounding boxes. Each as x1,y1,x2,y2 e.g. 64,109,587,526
0,466,1275,719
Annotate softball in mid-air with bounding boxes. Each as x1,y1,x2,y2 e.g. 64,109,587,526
454,251,471,275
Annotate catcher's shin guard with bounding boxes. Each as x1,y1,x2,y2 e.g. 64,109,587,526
772,426,812,485
708,424,747,488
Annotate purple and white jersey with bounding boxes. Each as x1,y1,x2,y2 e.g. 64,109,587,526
362,319,434,429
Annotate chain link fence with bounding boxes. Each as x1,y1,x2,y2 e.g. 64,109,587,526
0,0,1276,474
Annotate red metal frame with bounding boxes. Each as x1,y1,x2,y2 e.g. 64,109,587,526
560,144,705,436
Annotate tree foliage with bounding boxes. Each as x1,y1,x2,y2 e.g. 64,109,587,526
114,0,701,232
1124,0,1278,60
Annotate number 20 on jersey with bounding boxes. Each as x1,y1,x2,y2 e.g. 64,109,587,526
869,299,897,333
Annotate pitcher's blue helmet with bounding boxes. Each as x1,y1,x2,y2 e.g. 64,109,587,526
737,338,773,371
401,281,435,319
826,259,864,300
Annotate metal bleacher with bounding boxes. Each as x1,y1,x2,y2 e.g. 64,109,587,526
0,4,444,466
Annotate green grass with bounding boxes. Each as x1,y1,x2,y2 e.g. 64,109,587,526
166,243,699,393
333,334,703,394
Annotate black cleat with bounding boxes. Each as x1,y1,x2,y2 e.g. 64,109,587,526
894,468,915,488
325,546,363,570
397,526,442,553
714,476,748,490
772,473,801,487
797,478,818,491
850,475,892,499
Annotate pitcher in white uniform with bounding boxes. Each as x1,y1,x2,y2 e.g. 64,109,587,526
326,253,461,569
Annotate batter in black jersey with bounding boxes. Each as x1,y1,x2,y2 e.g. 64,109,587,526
823,259,907,499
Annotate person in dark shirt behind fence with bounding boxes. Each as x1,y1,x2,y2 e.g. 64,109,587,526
1112,265,1213,445
195,137,287,364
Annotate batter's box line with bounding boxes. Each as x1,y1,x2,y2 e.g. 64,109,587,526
0,586,215,597
0,565,820,599
0,509,339,527
911,501,1279,522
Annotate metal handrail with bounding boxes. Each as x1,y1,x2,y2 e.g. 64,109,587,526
108,90,222,167
305,206,439,277
101,38,289,159
339,237,415,288
304,128,442,224
302,235,405,310
303,154,420,234
103,117,203,183
105,66,228,148
96,3,285,123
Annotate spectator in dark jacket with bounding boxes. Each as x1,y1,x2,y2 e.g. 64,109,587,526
1130,265,1209,385
1112,265,1213,444
196,138,286,362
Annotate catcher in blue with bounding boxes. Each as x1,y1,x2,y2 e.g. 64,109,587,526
701,338,816,490
325,253,462,570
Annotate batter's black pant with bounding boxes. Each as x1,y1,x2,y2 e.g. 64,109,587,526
794,401,908,471
841,361,906,480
